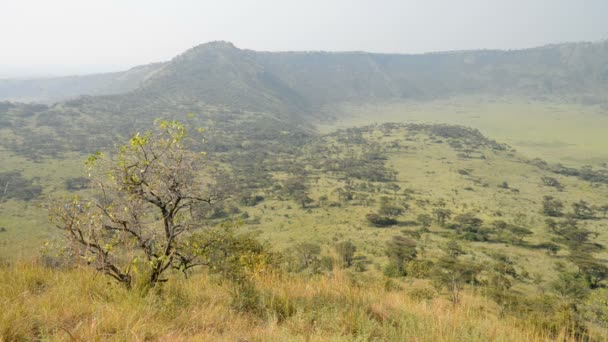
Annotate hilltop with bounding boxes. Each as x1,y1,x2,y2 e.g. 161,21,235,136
2,40,608,107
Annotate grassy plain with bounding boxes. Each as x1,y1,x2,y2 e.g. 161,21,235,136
319,96,608,166
241,125,608,288
0,149,87,258
2,102,608,281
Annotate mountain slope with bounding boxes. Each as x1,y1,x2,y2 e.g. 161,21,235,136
2,40,608,160
254,41,608,107
136,41,309,115
2,40,607,108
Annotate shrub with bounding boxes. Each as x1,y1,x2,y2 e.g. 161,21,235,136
385,236,417,276
572,200,594,220
64,177,90,191
383,262,401,278
408,287,436,302
366,213,397,227
290,242,322,272
0,171,42,201
335,241,357,268
378,197,405,217
432,208,452,226
384,278,402,291
353,255,371,272
542,196,563,217
416,214,432,229
240,194,265,206
405,259,434,278
541,176,562,189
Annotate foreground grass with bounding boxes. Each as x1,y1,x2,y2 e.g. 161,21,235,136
0,261,585,341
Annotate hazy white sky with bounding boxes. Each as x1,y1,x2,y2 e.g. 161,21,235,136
1,0,607,78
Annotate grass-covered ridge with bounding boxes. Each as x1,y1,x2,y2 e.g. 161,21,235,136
0,261,589,341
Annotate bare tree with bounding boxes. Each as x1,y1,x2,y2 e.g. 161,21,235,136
49,120,216,289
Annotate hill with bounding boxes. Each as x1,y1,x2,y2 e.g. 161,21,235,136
2,40,608,107
256,41,608,107
2,40,608,162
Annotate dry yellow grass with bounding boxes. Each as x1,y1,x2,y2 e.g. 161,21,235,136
0,260,588,341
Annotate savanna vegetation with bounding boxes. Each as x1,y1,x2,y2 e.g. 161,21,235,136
1,41,608,341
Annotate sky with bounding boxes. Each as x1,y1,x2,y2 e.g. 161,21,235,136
1,0,607,78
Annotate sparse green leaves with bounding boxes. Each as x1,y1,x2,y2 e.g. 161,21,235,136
129,132,149,148
85,151,103,166
50,119,214,290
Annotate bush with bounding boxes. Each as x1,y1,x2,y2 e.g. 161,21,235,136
405,259,434,278
541,176,562,189
408,287,436,302
366,213,397,227
416,214,432,228
353,255,371,272
572,200,594,220
335,241,356,268
290,242,322,273
542,196,563,217
384,278,402,291
431,256,481,305
65,177,90,191
240,194,265,206
189,227,278,283
520,296,589,339
449,213,490,241
534,242,561,255
385,236,417,276
432,208,452,226
383,262,401,278
0,171,42,201
378,197,405,217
